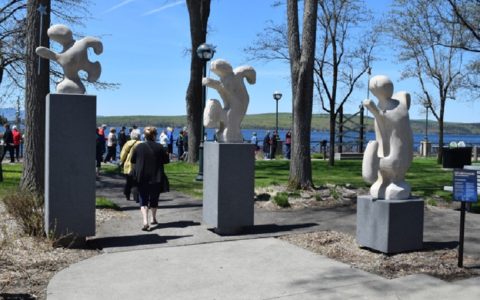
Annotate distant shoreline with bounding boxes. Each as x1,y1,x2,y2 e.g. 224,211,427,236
96,113,480,135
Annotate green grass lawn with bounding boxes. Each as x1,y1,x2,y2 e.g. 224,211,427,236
0,158,459,202
166,157,454,201
0,163,22,198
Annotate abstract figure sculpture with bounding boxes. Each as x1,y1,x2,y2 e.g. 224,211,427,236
36,24,103,94
202,59,256,143
362,75,413,200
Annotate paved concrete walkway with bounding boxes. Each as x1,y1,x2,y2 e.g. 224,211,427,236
46,173,480,299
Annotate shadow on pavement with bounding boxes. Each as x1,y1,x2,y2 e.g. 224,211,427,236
88,234,192,250
242,222,318,235
117,202,202,211
149,221,201,231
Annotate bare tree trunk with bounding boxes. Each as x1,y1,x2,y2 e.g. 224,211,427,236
328,113,336,165
185,0,210,163
437,102,446,164
20,0,50,193
288,0,318,189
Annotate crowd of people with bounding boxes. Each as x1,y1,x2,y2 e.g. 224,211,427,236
252,129,292,160
96,124,187,231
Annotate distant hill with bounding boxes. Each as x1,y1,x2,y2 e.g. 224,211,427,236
97,113,480,135
0,108,25,121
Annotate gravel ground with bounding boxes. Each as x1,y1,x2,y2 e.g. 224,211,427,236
280,230,480,281
0,203,125,300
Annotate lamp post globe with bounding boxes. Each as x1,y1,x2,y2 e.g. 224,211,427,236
196,43,215,61
273,91,282,101
196,43,215,182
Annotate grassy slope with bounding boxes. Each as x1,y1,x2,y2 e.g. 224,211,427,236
97,113,480,135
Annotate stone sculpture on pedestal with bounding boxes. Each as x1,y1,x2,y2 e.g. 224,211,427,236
38,24,101,245
357,75,423,254
202,59,256,234
202,59,256,143
362,75,413,200
36,24,103,94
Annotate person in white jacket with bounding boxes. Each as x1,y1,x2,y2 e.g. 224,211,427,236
159,130,169,148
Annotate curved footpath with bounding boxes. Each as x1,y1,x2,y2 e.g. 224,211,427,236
47,173,480,299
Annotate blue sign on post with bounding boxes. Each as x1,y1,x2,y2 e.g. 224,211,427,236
453,169,478,203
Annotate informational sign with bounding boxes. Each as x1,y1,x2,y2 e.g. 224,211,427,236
453,169,478,203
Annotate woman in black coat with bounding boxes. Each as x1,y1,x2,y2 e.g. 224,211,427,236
131,127,170,231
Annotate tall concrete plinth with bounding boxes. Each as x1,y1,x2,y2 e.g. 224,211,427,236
203,142,255,235
45,94,96,240
356,196,424,254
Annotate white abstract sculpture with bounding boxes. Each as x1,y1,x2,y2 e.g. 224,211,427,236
362,75,413,200
36,24,103,94
202,59,256,143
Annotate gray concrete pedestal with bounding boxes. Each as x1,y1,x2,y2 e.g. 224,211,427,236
356,195,424,254
45,94,96,242
203,142,255,235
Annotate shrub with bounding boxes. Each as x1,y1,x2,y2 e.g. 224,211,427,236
255,193,271,201
329,185,340,200
273,192,290,208
2,190,44,237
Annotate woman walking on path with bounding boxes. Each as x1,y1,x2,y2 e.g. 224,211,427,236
131,127,170,231
120,130,141,202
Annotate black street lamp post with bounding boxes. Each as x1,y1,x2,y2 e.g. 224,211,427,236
272,91,282,159
273,91,282,133
196,43,215,182
424,100,429,142
421,100,431,157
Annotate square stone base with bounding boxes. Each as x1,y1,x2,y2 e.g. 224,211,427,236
45,94,96,238
203,142,255,235
356,195,424,254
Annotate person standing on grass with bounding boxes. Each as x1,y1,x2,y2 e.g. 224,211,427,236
131,127,169,231
166,127,174,157
263,131,271,159
95,128,105,176
104,127,118,163
176,130,185,160
285,130,292,160
12,126,22,162
120,129,141,202
118,126,128,152
1,123,14,163
159,129,169,148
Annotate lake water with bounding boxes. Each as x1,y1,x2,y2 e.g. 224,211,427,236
113,126,480,156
